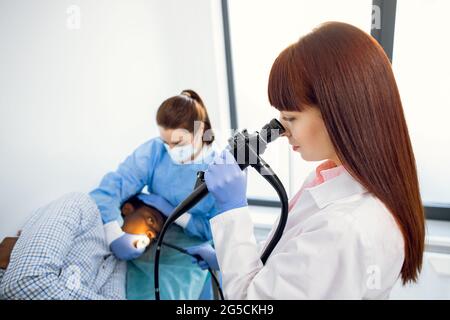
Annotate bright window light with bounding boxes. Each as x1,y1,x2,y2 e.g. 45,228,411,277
228,0,373,200
393,0,450,204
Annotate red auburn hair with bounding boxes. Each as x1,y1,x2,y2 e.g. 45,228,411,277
268,21,425,284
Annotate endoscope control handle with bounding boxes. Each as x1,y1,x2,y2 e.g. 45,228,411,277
194,171,205,189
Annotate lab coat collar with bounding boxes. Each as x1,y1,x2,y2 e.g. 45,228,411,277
304,168,368,209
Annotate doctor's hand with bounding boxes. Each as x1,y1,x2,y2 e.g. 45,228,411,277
204,149,248,217
110,232,149,261
186,243,219,271
105,220,149,261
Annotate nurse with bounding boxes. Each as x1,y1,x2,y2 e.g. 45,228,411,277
90,90,218,260
191,22,425,299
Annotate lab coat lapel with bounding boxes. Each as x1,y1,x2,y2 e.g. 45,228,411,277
286,190,317,230
269,170,368,254
264,192,317,254
305,170,368,209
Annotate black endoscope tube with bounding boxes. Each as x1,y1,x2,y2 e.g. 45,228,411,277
154,119,287,300
251,157,288,264
154,184,208,300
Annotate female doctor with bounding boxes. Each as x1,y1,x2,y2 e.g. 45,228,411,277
90,90,219,260
191,22,425,299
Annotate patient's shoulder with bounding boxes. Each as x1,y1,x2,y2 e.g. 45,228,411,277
25,192,102,232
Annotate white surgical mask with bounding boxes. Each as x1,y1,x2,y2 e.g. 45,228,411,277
164,143,199,164
162,126,205,164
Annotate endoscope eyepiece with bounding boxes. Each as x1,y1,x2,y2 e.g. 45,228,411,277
260,118,285,144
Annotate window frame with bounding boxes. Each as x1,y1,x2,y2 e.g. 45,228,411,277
220,0,450,221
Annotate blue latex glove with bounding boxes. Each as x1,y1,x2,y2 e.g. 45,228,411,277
204,149,248,216
110,232,150,261
186,243,219,271
137,193,175,217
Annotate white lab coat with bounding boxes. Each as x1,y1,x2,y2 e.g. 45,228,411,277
210,168,405,299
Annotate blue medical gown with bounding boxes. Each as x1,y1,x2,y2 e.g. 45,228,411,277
89,137,218,240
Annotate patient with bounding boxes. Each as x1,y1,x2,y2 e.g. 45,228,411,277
0,192,165,300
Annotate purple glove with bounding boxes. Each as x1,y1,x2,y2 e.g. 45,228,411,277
186,243,219,271
204,149,248,216
110,232,149,260
104,220,149,261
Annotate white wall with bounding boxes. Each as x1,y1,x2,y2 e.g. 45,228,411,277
0,0,229,238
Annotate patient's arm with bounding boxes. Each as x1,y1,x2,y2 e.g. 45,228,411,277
0,237,18,270
0,193,119,300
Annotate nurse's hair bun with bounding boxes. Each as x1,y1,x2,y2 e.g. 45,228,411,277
180,89,202,104
156,89,215,145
